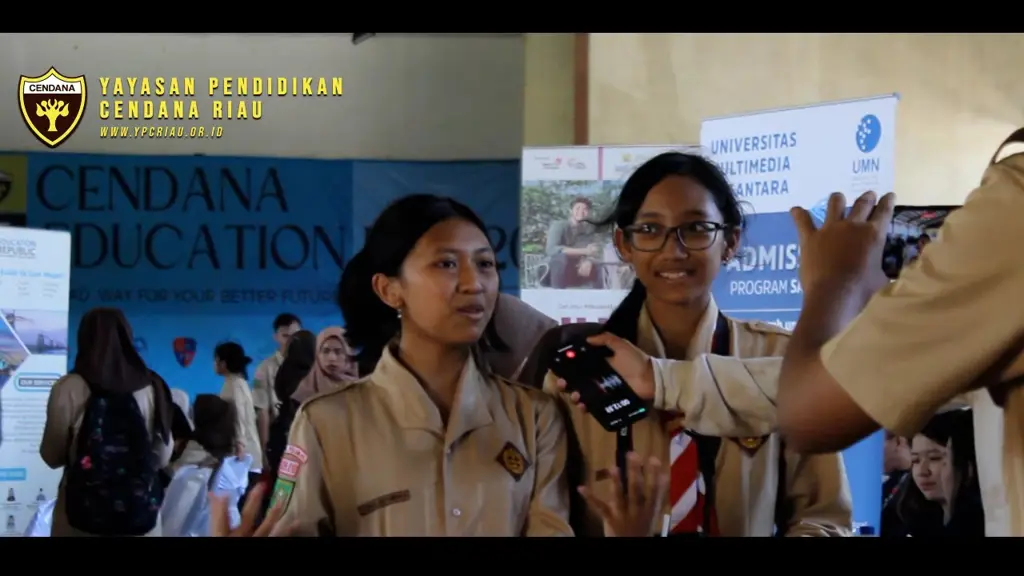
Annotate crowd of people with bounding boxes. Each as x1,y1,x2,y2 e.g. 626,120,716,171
22,132,1024,536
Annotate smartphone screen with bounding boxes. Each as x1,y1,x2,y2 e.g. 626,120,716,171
883,205,960,279
548,341,649,432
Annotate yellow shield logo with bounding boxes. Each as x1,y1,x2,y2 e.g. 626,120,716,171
19,67,87,149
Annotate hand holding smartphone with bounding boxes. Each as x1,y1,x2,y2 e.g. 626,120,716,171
548,336,650,432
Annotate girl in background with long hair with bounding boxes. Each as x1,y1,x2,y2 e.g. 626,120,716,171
265,330,317,475
40,307,173,537
898,409,985,536
162,394,253,536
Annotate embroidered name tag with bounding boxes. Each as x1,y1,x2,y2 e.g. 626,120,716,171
496,442,531,481
357,490,411,516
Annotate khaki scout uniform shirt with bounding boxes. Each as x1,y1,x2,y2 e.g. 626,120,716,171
275,347,572,536
253,352,284,420
819,148,1024,537
544,298,853,536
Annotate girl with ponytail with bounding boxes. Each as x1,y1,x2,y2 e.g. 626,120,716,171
272,194,588,536
546,151,853,537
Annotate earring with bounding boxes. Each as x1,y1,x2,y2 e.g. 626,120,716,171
395,307,403,319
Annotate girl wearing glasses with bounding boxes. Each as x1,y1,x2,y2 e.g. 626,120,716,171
547,152,853,537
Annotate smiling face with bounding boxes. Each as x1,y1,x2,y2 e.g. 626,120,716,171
570,201,590,224
614,175,739,307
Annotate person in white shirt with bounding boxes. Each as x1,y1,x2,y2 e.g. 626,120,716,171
215,341,263,508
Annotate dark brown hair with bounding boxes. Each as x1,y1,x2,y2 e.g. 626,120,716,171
74,308,170,441
897,409,983,535
191,394,237,460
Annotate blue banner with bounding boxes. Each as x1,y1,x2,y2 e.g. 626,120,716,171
352,161,521,294
703,95,900,534
20,153,354,395
3,152,520,397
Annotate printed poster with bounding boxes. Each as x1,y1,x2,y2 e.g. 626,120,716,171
519,145,703,325
702,94,899,533
0,227,71,537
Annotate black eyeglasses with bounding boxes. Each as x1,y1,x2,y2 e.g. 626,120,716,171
622,221,729,252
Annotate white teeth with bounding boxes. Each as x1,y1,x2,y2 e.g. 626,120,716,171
657,271,689,279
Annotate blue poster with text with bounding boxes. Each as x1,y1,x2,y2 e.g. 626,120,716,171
703,95,899,534
351,161,521,294
23,153,354,395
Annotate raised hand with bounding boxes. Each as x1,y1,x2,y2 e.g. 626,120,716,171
555,332,655,414
578,452,670,537
789,191,896,301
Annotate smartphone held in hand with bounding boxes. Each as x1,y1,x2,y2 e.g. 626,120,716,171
882,205,960,279
548,340,649,432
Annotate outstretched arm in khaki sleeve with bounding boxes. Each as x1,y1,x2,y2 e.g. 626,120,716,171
778,448,854,537
523,398,573,536
543,332,780,439
650,354,779,438
271,409,333,536
779,174,1024,453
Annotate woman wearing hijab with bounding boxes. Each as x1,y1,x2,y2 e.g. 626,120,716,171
39,307,173,537
290,327,359,405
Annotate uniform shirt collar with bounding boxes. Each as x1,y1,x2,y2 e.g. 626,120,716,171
636,295,720,359
372,345,494,444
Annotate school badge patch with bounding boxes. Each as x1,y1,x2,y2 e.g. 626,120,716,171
496,442,530,481
278,444,308,480
270,478,295,509
731,435,769,456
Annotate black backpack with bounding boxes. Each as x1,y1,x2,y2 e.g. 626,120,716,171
64,380,164,536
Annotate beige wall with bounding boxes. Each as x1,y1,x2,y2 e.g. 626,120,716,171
522,34,576,146
588,33,1024,204
0,33,525,159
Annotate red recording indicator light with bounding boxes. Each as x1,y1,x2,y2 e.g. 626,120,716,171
565,350,576,359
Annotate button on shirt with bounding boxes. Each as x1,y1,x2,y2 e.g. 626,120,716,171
274,347,572,536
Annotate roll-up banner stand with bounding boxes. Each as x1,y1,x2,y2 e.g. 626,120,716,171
0,227,72,536
702,94,900,533
519,145,703,323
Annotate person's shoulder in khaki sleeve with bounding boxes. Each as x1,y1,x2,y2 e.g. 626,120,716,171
270,388,342,536
776,129,1024,536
